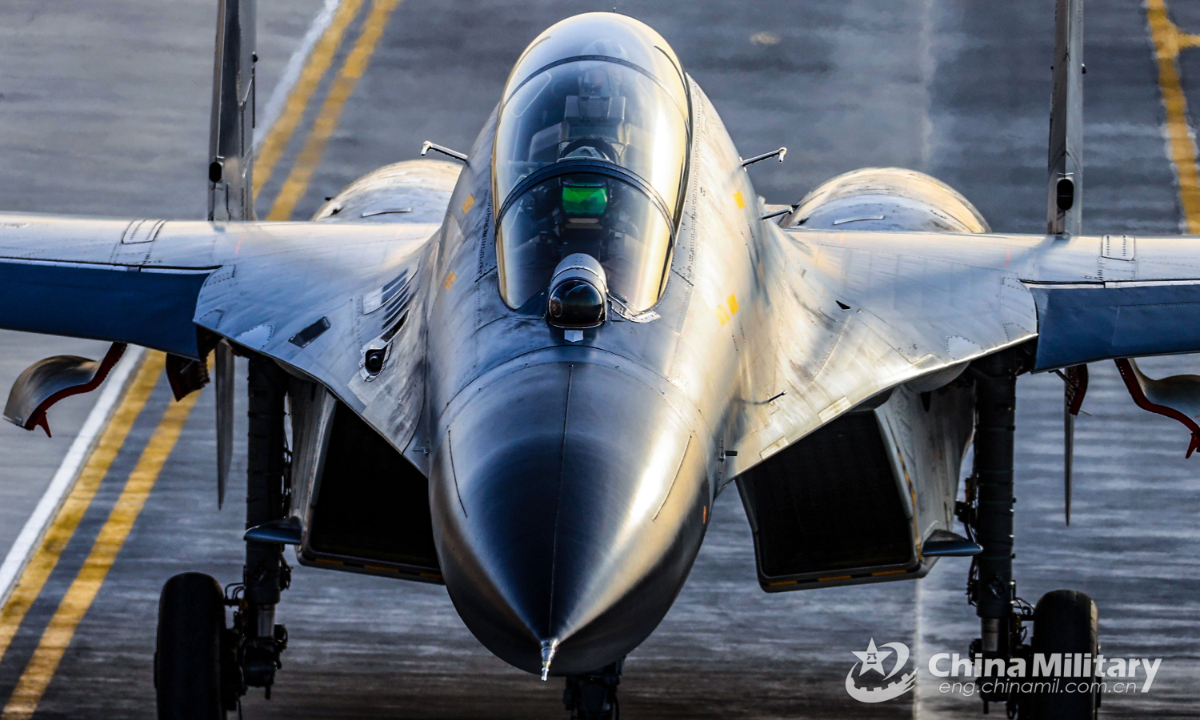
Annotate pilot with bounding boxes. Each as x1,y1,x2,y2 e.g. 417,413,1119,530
581,37,630,63
579,65,617,99
560,139,616,163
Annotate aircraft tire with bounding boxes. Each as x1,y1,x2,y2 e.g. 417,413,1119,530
154,572,226,719
1023,589,1099,720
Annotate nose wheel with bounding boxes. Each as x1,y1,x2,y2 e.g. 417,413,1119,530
563,659,622,720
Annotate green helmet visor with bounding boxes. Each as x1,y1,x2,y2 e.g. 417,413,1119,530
561,181,608,216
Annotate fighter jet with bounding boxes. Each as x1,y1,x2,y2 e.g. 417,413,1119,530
0,0,1189,717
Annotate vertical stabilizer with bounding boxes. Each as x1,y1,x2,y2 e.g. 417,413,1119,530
1047,0,1083,236
208,0,257,222
1050,0,1086,525
208,0,255,507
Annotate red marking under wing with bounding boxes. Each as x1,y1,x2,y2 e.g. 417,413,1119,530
1114,358,1200,458
24,342,127,437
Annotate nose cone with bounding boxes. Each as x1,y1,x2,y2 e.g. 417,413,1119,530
430,361,709,676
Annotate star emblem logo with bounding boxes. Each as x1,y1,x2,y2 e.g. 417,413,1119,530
851,638,892,677
844,639,915,704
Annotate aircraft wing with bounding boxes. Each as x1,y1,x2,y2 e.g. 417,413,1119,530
732,227,1200,471
0,213,439,442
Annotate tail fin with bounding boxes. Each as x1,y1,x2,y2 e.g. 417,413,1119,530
1049,0,1085,524
208,0,256,506
1047,0,1084,236
208,0,257,221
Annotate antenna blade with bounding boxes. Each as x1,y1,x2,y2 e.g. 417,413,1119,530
1047,0,1084,236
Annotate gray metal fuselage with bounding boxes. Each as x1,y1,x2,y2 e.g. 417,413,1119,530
353,76,979,675
419,83,737,675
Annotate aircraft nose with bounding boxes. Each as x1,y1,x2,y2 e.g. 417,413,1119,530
429,361,709,676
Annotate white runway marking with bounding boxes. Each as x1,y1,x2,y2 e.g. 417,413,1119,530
254,0,347,152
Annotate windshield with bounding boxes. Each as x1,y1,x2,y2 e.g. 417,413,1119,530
498,171,673,312
495,60,688,216
494,69,690,312
493,15,690,313
505,13,687,112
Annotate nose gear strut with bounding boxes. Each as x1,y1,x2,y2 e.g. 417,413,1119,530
563,659,623,720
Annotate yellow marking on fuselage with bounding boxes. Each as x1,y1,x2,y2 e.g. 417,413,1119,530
1,383,200,720
0,353,163,666
714,294,739,325
1147,0,1200,233
444,270,458,290
267,0,406,220
733,190,745,210
715,305,730,325
253,0,366,201
461,194,476,215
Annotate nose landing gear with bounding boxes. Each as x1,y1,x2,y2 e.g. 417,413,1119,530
563,659,623,720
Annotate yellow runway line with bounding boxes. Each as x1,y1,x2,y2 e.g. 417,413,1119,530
1147,0,1200,233
267,0,405,220
1,386,201,720
0,352,164,665
253,0,366,201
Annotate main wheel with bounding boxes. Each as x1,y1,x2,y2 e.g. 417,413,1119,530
1024,589,1099,720
154,572,227,720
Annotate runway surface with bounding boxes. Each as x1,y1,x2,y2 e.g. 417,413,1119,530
0,0,1198,717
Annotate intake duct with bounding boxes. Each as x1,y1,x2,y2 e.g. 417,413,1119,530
736,412,918,592
300,403,442,583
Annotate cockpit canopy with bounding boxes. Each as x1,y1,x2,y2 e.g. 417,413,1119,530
492,14,690,313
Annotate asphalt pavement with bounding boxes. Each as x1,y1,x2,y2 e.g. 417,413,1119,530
0,0,1197,717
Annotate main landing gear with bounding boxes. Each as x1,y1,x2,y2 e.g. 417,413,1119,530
154,357,292,718
563,660,623,720
956,349,1100,719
